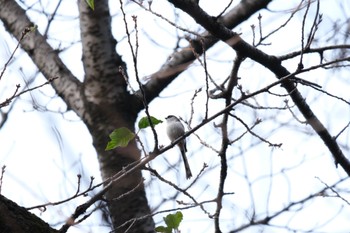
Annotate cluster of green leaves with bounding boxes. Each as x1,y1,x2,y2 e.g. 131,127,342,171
155,212,183,233
105,116,162,151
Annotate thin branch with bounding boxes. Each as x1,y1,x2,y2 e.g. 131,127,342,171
145,165,211,217
229,176,350,232
0,77,59,108
168,0,350,176
27,175,96,211
120,0,160,151
43,0,63,37
316,177,350,205
0,25,36,81
131,0,202,37
278,44,350,61
0,165,6,194
232,114,282,147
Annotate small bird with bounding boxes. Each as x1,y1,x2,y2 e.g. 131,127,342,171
165,115,192,179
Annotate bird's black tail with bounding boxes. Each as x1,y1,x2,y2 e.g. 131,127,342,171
180,149,192,179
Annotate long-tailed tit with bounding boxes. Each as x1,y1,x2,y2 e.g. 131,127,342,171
165,115,192,179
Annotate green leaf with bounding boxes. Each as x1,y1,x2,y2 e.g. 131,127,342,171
163,211,183,229
155,226,171,233
85,0,95,10
105,127,135,151
138,116,163,129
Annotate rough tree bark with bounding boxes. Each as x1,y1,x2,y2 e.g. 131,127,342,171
0,194,58,233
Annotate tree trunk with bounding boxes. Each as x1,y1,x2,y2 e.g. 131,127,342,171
76,0,154,231
0,195,58,233
0,0,154,232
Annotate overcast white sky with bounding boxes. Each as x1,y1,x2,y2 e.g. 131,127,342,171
0,0,350,232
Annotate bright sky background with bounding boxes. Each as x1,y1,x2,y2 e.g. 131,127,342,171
0,0,350,232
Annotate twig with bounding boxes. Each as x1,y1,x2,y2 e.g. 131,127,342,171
0,25,37,81
27,175,96,211
231,114,282,147
0,77,59,108
0,165,6,194
120,0,160,152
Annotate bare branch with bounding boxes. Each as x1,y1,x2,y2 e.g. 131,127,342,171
168,0,350,176
0,1,84,113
